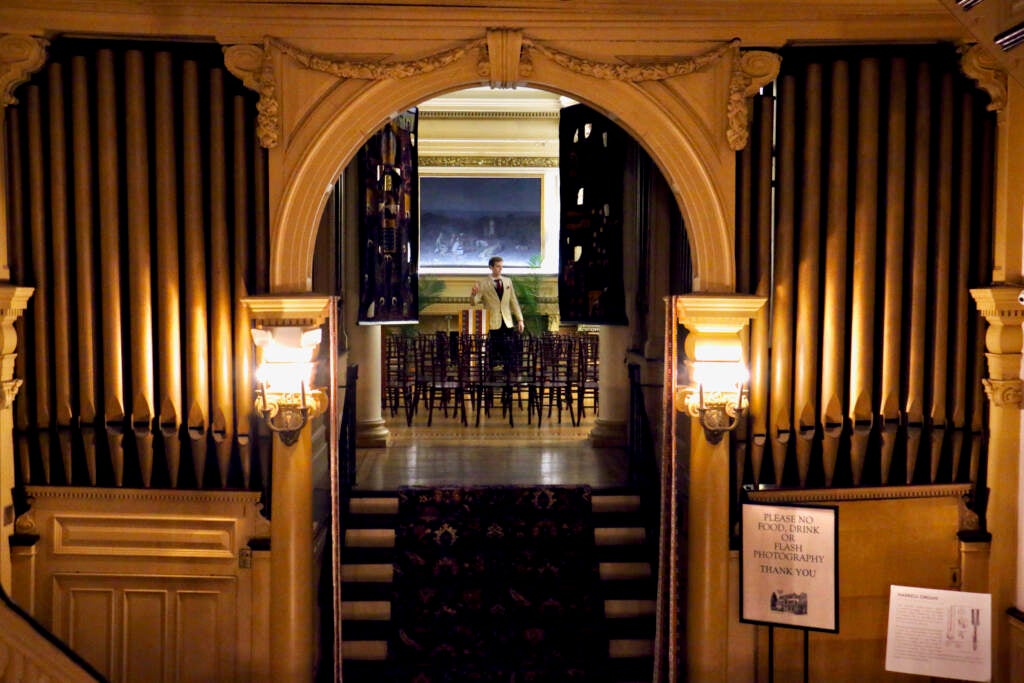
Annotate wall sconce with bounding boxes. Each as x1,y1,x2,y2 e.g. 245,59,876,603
670,294,765,446
676,359,750,444
251,326,324,446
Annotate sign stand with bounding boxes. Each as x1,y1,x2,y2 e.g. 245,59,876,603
767,626,810,683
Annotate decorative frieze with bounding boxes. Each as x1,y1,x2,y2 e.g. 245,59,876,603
419,155,557,167
265,32,743,149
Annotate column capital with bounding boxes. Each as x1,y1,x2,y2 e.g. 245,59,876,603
241,294,332,327
674,293,767,334
970,285,1024,360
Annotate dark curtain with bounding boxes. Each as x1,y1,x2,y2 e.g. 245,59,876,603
358,111,419,324
558,104,628,325
735,44,994,510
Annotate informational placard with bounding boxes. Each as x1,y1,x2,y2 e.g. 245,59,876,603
740,502,839,632
885,585,991,681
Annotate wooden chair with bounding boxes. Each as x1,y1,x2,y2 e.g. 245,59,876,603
574,333,599,425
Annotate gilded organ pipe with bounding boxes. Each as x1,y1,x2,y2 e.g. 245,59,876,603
97,49,126,485
769,74,798,485
905,62,932,483
793,63,823,487
748,95,774,486
47,63,73,433
154,51,183,487
182,59,210,486
208,69,235,487
820,60,850,487
71,55,98,484
849,58,882,486
126,50,156,486
879,58,908,485
233,95,254,488
26,85,52,482
950,91,974,433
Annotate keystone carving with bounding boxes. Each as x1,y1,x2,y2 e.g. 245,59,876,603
478,28,532,88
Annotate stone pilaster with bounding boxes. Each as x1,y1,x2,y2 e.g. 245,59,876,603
970,285,1023,683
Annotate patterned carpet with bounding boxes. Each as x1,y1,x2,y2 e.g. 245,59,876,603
388,485,610,682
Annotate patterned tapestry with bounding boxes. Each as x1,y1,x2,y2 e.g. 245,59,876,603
358,110,419,324
558,104,628,325
389,485,609,682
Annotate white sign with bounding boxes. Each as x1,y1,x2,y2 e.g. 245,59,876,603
740,503,838,632
885,585,991,681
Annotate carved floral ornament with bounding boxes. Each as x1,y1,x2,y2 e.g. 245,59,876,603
982,378,1023,408
225,31,779,151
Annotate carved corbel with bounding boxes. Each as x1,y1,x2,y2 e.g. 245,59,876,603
0,34,48,107
727,49,781,151
959,42,1007,112
478,28,532,89
223,43,280,148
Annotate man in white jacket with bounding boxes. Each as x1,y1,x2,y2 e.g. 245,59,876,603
470,256,524,369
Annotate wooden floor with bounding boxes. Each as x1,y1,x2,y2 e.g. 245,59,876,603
354,397,629,491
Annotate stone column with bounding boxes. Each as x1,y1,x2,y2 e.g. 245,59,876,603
672,294,765,682
970,286,1023,683
242,295,331,682
589,325,629,447
0,286,32,594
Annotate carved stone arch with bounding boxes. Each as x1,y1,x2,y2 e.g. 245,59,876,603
270,41,735,295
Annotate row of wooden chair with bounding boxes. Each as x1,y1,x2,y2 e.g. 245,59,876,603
382,332,599,428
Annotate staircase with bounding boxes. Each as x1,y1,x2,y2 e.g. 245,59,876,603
338,489,657,682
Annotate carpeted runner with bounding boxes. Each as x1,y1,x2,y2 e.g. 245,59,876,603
389,485,610,682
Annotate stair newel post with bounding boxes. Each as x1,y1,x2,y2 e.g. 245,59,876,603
243,295,332,682
668,294,765,682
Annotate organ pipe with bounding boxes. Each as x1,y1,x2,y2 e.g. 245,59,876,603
820,60,849,487
125,50,156,486
904,61,932,483
26,85,52,483
154,51,183,487
793,63,822,487
71,55,98,484
47,64,73,433
182,59,210,486
7,104,32,483
748,94,774,486
769,74,798,486
849,58,881,486
209,69,235,487
96,49,125,485
233,95,254,488
879,58,908,485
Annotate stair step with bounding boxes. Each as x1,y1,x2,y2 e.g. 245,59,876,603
341,563,393,582
595,527,645,546
609,639,655,658
592,494,641,513
341,600,390,621
345,528,395,547
605,599,656,619
600,561,651,581
340,639,654,662
350,497,399,515
342,640,387,661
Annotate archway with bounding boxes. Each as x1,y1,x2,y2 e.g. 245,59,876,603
268,46,736,294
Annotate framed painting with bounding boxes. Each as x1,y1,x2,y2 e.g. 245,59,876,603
419,172,544,268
